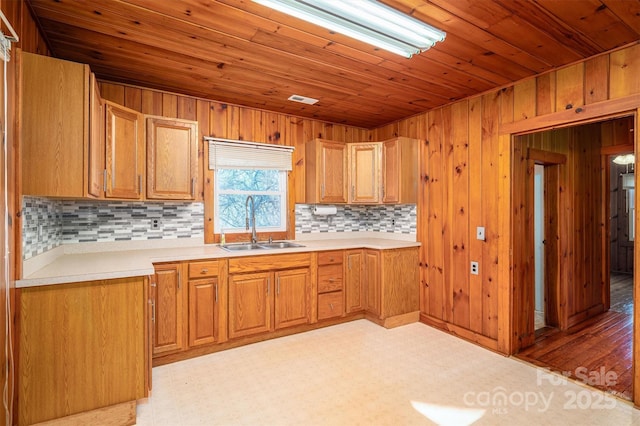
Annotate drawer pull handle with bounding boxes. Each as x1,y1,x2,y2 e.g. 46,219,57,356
201,269,209,274
329,303,334,311
328,278,335,283
329,258,334,262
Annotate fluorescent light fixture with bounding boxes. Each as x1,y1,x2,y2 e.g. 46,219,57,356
253,0,446,58
288,94,319,105
613,154,635,165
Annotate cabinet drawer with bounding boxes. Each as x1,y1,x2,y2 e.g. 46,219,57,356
318,292,344,320
188,260,219,278
318,250,343,266
317,264,343,293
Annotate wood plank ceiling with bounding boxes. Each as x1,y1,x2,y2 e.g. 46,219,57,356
27,0,640,128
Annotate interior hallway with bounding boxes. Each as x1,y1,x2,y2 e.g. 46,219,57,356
136,320,640,425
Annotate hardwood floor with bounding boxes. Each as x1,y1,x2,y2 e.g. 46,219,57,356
611,272,633,315
517,310,633,400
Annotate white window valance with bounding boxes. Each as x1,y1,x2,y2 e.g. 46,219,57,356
206,137,294,171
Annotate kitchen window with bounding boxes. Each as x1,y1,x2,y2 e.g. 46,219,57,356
214,168,287,233
207,138,293,236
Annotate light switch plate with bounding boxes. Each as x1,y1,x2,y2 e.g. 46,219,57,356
476,226,485,241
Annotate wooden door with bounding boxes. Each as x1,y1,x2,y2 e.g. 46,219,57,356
364,249,381,316
152,263,185,356
188,278,218,347
382,139,400,203
147,117,198,200
345,250,364,313
87,73,105,198
105,101,144,199
350,143,381,203
229,272,271,338
320,141,348,203
274,268,311,329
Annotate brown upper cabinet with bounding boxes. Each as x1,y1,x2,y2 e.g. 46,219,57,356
305,137,419,205
146,117,198,200
382,137,419,204
104,101,145,199
21,53,200,201
349,143,381,204
305,139,348,203
21,52,99,198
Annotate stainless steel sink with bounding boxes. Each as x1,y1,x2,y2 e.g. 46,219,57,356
220,241,305,251
258,241,305,249
220,243,265,251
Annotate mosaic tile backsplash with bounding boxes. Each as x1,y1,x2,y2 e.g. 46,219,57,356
295,204,416,234
22,198,417,260
22,197,204,260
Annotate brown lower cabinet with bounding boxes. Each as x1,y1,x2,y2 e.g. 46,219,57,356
152,260,227,357
228,253,312,339
17,277,149,425
151,248,417,361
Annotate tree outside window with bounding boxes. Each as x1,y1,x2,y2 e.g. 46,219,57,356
214,168,287,233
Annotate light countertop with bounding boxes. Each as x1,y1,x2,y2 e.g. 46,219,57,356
17,234,420,288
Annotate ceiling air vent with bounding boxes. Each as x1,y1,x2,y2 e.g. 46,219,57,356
288,94,319,105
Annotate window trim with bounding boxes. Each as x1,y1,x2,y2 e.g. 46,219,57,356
203,138,294,244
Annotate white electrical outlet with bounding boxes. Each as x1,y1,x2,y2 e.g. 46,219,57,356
470,261,479,275
476,226,485,241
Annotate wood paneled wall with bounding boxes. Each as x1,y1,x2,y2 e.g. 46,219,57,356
514,124,605,342
372,42,640,355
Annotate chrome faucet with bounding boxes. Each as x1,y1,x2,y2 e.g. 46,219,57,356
245,195,258,243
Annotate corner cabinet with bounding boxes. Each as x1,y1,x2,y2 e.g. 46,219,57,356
17,277,149,425
105,101,145,199
228,253,312,339
305,139,348,203
146,116,198,200
382,137,419,204
21,52,101,198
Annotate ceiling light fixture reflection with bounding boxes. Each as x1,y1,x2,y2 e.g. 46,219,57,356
253,0,446,58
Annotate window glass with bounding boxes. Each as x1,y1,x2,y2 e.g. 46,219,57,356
215,169,286,233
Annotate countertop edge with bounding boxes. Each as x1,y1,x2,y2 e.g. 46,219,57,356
16,239,421,288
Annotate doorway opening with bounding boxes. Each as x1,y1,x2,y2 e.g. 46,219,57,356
514,115,635,401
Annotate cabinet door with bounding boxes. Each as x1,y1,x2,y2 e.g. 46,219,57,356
188,278,218,347
229,272,271,338
21,52,88,197
153,264,185,356
320,141,348,203
88,73,105,198
275,268,311,329
382,138,400,203
345,250,364,313
364,249,381,317
350,143,381,203
147,117,198,200
105,101,144,199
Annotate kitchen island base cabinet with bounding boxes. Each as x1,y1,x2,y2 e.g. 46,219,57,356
17,278,148,425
